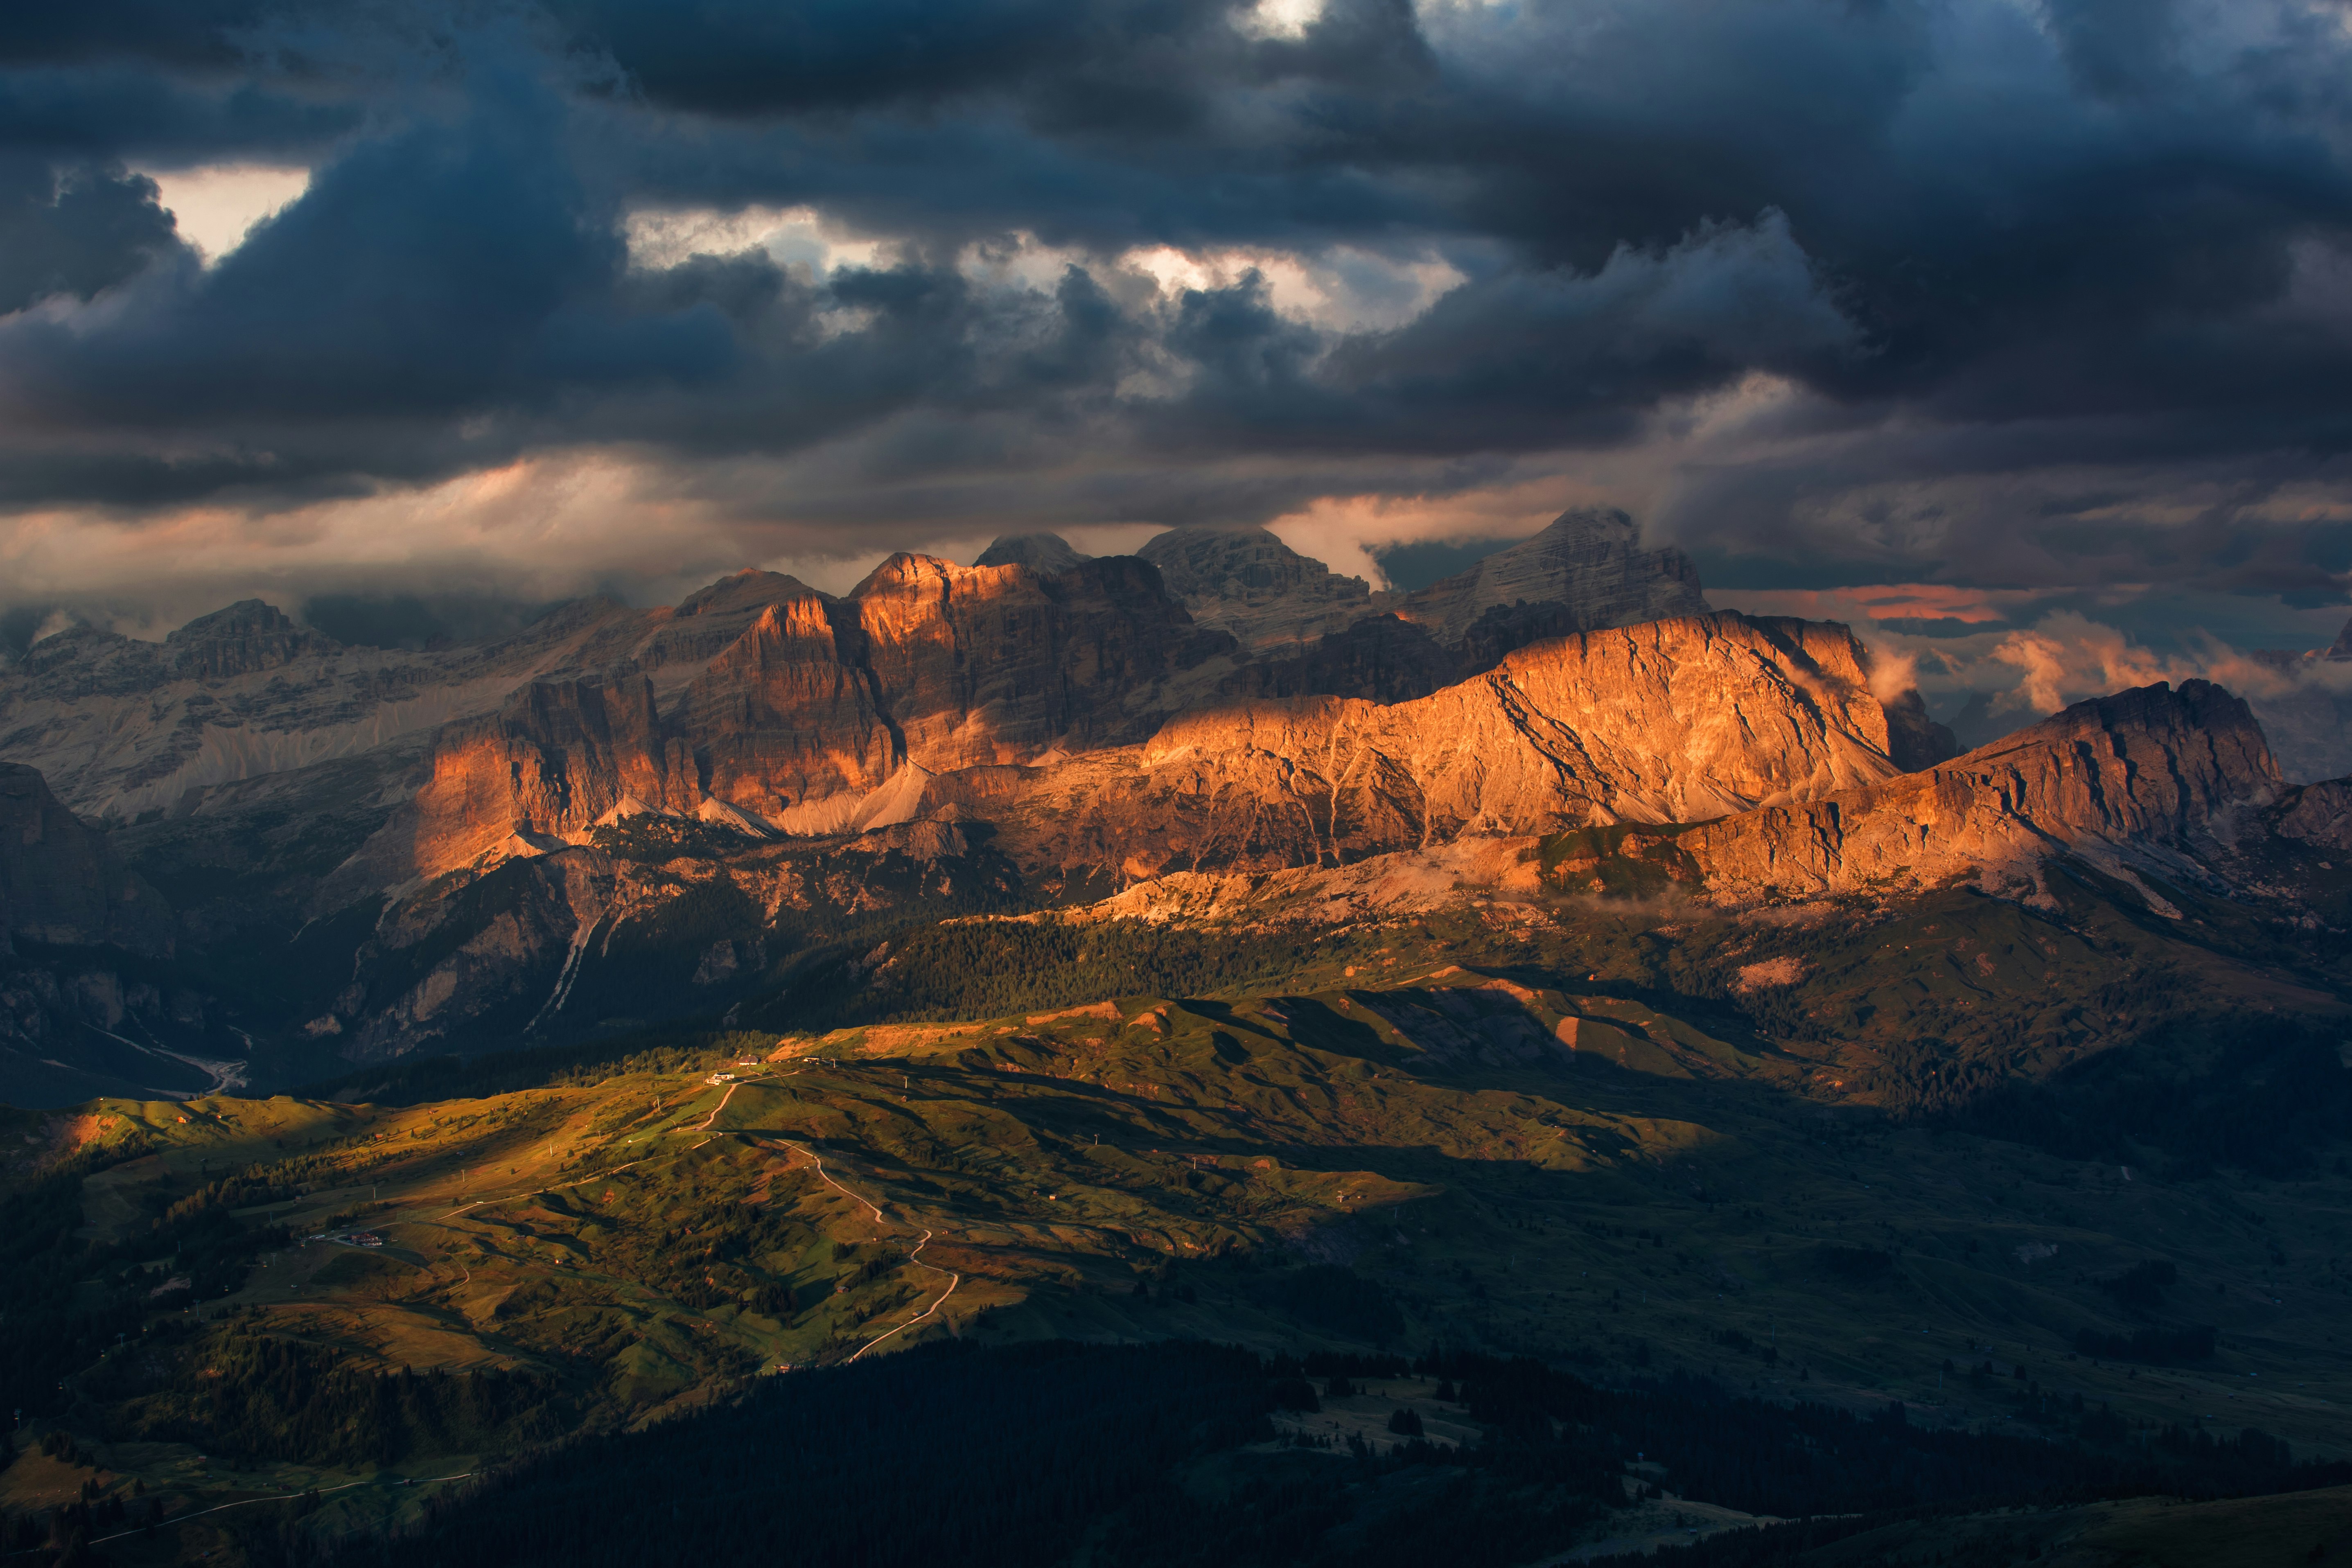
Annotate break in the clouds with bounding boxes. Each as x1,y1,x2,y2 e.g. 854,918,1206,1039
1,0,2350,701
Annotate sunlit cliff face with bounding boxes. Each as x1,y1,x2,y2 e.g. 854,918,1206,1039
378,549,1923,888
388,553,1219,875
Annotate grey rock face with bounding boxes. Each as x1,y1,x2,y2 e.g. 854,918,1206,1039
1396,508,1709,645
1137,526,1391,650
975,532,1090,573
1878,687,1962,772
0,762,173,956
165,599,337,681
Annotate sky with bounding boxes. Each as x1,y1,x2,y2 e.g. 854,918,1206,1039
3,0,2352,722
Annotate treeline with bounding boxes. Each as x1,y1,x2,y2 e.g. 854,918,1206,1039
121,1330,568,1466
0,1142,284,1422
167,1174,305,1219
296,1030,777,1107
334,1341,1278,1568
285,1340,2352,1568
1956,1012,2352,1176
761,918,1388,1032
1426,1351,2339,1518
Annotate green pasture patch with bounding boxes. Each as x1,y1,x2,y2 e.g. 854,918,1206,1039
309,1248,418,1295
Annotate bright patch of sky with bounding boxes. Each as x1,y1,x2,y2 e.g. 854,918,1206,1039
1233,0,1327,39
627,210,1471,336
1121,244,1469,332
135,163,312,262
623,205,889,275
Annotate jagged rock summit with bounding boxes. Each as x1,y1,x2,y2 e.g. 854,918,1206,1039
1137,526,1390,650
996,611,1915,882
1637,679,2285,907
3,504,2210,1086
164,599,339,681
354,548,1231,884
1397,507,1710,645
974,532,1091,573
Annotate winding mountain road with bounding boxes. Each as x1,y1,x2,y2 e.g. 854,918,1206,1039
765,1132,962,1363
422,1063,959,1363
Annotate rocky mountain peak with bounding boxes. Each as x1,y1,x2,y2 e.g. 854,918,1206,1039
1956,677,2280,818
974,532,1090,573
1136,525,1385,650
164,598,336,681
1670,678,2286,907
2329,616,2352,660
1397,507,1709,645
673,569,828,618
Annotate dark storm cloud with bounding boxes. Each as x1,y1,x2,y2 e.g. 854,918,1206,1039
0,0,2350,619
0,67,357,162
0,1,278,71
0,158,183,313
546,0,1113,117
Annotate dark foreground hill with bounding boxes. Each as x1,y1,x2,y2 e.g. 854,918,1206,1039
195,1341,2347,1568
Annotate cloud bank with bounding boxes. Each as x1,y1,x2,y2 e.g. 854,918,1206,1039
1,0,2349,725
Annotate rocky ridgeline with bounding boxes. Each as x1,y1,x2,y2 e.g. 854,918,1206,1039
1394,506,1710,645
984,612,1912,883
1658,679,2303,905
5,507,2342,1090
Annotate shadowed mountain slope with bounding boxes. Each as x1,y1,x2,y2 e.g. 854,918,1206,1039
1396,507,1711,646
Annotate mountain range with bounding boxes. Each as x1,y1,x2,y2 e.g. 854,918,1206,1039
0,506,2344,1106
7,506,2352,1564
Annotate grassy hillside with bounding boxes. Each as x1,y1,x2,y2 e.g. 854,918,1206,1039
3,868,2348,1564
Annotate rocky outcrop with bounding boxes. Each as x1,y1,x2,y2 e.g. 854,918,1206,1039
2273,778,2352,853
367,676,693,880
851,553,1228,769
1395,508,1709,646
0,763,172,956
619,569,832,679
372,599,1944,893
975,532,1090,573
164,599,336,681
1878,687,1961,772
1138,526,1393,650
989,612,1910,880
357,553,1238,885
329,817,1019,1060
1654,680,2282,906
1081,678,2315,926
675,595,898,830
